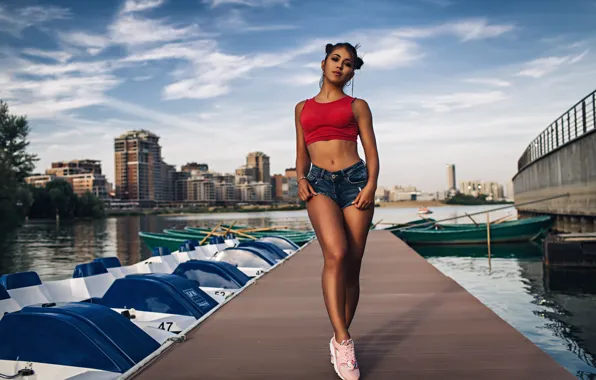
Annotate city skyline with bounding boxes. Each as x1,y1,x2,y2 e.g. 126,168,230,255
25,128,512,197
2,0,595,192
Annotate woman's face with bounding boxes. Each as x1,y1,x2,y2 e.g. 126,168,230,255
321,47,354,87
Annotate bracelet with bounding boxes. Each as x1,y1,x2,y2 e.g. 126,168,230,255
298,176,307,183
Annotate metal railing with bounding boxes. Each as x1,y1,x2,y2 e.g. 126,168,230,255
518,89,596,170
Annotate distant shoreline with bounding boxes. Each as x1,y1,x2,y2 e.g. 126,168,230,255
19,199,510,223
106,204,306,217
377,200,446,208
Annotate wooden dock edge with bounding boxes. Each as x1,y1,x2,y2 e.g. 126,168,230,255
123,231,577,380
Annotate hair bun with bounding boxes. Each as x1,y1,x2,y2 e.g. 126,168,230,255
355,57,364,70
325,43,334,54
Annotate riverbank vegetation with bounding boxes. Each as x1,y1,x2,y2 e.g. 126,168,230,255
28,179,105,220
0,101,105,232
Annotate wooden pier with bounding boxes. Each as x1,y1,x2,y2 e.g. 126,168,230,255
128,231,575,379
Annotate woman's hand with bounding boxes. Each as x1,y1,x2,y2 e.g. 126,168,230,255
352,184,375,209
298,178,317,201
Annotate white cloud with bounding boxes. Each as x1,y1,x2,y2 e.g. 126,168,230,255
394,18,515,42
123,39,319,99
20,61,115,76
16,6,71,24
283,73,320,86
205,0,290,7
21,48,73,63
215,9,296,32
59,4,202,54
328,19,513,72
465,78,512,87
109,14,201,45
362,38,423,69
516,50,588,78
0,4,70,36
58,31,111,54
396,91,507,113
122,0,166,13
132,75,153,81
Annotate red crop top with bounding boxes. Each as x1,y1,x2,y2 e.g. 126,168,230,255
300,96,359,146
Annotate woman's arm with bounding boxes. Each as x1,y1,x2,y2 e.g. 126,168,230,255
352,98,379,208
295,101,316,201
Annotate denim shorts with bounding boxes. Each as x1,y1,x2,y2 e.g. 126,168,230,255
306,160,369,209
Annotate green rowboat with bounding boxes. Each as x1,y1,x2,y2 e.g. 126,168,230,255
387,216,554,245
139,232,194,253
183,227,315,246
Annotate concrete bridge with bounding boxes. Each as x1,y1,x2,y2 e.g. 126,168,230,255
512,89,596,233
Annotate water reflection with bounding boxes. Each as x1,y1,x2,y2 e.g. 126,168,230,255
0,211,314,280
419,243,596,379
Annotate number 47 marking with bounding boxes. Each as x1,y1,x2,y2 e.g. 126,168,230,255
158,322,174,331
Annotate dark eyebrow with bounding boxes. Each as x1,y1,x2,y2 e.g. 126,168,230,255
331,53,352,62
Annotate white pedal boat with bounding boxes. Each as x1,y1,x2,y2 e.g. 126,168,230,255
0,236,300,379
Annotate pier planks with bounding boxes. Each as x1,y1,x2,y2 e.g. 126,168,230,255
130,231,575,380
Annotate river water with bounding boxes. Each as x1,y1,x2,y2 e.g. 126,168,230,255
0,205,595,378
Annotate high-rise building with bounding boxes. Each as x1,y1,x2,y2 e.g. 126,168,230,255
114,130,162,201
271,174,284,200
460,180,505,200
174,171,190,201
246,152,270,184
181,162,209,174
161,161,176,202
235,165,257,184
47,159,102,176
446,164,456,191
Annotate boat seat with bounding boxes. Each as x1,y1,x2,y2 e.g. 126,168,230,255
0,272,52,308
146,247,180,272
224,239,239,247
141,257,177,273
72,263,116,299
118,263,153,276
106,267,126,279
93,257,126,279
173,251,191,263
43,277,92,303
202,244,220,256
0,285,21,319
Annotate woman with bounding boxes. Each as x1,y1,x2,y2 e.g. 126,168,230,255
294,42,379,380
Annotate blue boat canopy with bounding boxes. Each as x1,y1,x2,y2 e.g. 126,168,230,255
100,273,218,318
238,241,288,260
0,285,9,301
214,247,275,268
0,271,42,290
0,302,159,373
152,246,172,257
210,236,226,245
73,262,108,278
93,257,122,268
178,242,196,252
173,260,250,289
258,235,300,251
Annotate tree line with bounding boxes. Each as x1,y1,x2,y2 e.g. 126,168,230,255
0,100,105,232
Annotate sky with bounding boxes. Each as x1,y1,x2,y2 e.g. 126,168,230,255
1,0,595,193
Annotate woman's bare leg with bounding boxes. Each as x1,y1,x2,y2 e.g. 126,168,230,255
342,205,374,329
307,194,351,342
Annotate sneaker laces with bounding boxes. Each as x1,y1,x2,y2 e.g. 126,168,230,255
341,340,358,370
